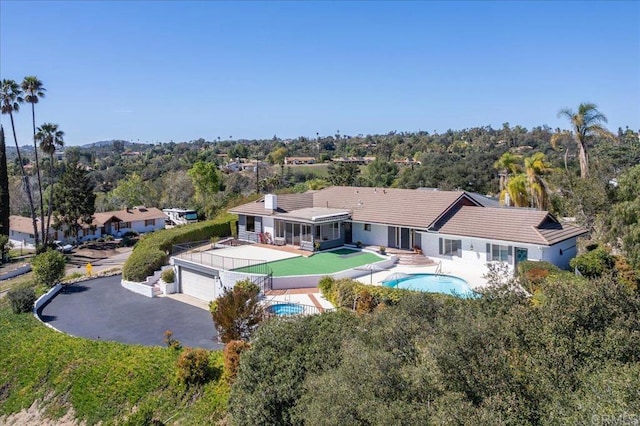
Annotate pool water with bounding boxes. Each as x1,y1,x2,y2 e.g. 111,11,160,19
383,273,476,297
267,303,305,316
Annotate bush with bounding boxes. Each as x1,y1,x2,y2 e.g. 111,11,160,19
122,247,167,282
31,250,66,287
7,287,37,313
122,213,236,282
223,340,251,384
570,247,615,279
161,268,175,283
209,280,263,343
176,347,212,386
517,261,561,293
319,276,415,310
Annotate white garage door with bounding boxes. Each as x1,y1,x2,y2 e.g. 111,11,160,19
180,268,216,302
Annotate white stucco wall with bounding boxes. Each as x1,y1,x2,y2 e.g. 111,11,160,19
542,239,578,269
352,222,388,247
262,217,275,238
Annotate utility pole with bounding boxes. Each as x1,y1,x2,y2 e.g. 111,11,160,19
255,157,260,194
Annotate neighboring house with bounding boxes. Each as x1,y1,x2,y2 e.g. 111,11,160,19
8,216,59,249
331,156,376,165
229,186,587,270
9,206,166,246
285,156,316,165
84,207,166,241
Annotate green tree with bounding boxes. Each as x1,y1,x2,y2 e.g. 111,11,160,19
31,249,66,287
35,123,64,244
21,76,47,240
551,103,612,178
267,146,287,184
609,165,640,268
0,126,9,240
54,159,96,240
506,173,529,207
1,79,39,247
366,158,398,187
111,173,155,208
327,162,360,186
209,280,263,343
524,152,553,210
187,161,219,205
493,152,521,205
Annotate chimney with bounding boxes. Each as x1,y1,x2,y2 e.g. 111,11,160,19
265,194,277,210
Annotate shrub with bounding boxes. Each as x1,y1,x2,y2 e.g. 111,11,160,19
570,247,615,279
176,347,212,386
122,248,167,282
161,268,175,283
7,287,37,313
223,340,251,384
122,213,236,282
319,276,414,310
517,261,560,293
209,280,263,343
31,250,66,287
104,235,114,241
163,329,182,351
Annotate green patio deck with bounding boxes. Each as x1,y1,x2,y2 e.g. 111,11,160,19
233,249,384,277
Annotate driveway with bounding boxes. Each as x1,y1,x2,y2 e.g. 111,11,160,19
38,275,222,350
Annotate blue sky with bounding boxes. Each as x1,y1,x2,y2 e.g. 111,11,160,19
1,1,639,146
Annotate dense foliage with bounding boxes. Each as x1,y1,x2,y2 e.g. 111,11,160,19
7,287,36,313
30,249,66,287
0,303,229,425
121,213,235,281
209,280,263,343
231,276,640,425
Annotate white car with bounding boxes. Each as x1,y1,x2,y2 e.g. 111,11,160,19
54,241,74,254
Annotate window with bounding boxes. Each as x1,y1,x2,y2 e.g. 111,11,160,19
439,238,461,257
145,219,155,226
319,222,340,240
488,244,512,262
301,224,313,243
246,216,255,232
115,222,131,231
364,223,371,232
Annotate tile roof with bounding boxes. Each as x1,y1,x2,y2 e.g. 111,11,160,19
92,207,166,226
9,215,36,234
312,186,470,229
437,206,587,245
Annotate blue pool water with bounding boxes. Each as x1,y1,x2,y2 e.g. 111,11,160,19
383,273,476,297
267,303,305,316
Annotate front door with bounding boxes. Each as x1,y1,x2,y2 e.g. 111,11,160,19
400,228,410,250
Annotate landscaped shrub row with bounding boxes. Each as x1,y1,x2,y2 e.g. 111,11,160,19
319,276,427,311
122,213,236,282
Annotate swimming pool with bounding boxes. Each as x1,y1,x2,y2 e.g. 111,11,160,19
266,303,305,316
383,273,476,297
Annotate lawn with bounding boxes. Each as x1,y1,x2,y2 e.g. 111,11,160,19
234,249,384,277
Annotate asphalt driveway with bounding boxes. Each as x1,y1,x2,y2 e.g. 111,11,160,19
38,275,222,350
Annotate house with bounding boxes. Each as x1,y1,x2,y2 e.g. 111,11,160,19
229,186,587,270
285,156,316,165
9,206,166,247
85,207,166,241
8,216,58,249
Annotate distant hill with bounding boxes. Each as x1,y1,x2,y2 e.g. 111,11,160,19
80,140,133,148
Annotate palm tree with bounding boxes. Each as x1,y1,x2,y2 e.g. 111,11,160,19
36,123,64,244
506,174,529,207
493,152,521,205
551,103,612,178
1,79,40,247
524,152,553,210
21,76,46,239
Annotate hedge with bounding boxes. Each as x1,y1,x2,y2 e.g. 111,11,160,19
319,276,421,311
122,213,236,282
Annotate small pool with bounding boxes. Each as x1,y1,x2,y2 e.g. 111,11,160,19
383,273,476,297
267,303,305,316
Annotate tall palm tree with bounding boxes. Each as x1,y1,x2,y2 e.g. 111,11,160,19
551,103,612,178
524,152,553,210
493,152,521,205
36,123,64,244
1,79,40,247
506,174,529,207
21,76,46,239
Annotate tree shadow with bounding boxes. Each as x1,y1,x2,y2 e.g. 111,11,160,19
61,284,90,294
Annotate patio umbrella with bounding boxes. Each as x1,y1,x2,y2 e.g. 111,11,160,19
356,263,386,284
383,272,410,286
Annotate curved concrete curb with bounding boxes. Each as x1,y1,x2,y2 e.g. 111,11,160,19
33,283,65,334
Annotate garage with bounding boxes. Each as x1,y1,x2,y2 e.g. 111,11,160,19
179,268,217,302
